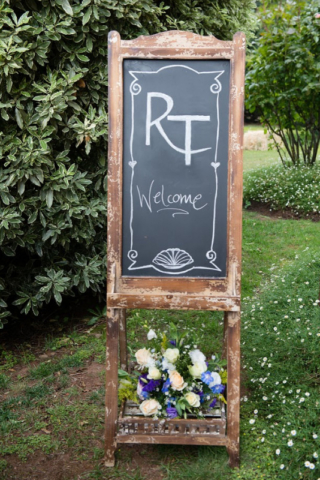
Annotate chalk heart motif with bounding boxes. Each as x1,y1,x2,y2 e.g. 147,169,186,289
128,160,137,168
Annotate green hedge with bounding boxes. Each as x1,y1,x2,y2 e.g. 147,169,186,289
0,0,256,327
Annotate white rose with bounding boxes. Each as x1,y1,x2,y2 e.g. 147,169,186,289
135,348,155,368
147,329,157,340
188,361,207,379
185,392,201,408
163,348,179,364
209,372,221,387
148,366,161,380
189,349,206,365
140,399,161,416
169,370,186,391
162,358,175,371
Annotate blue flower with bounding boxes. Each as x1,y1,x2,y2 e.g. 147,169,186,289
210,384,225,394
162,378,171,393
201,371,214,386
141,390,149,399
209,398,217,408
169,340,177,346
166,407,178,418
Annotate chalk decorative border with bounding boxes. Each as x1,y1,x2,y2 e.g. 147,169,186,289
126,65,224,275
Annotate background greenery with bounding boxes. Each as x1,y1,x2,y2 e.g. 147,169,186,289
0,0,257,327
243,164,320,215
246,0,320,166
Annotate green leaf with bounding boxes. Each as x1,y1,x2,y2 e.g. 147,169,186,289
15,108,24,129
6,77,12,93
28,210,38,224
86,37,93,52
46,189,53,208
40,140,47,150
82,7,92,25
54,291,62,304
1,110,9,121
61,0,73,16
13,297,28,306
76,54,90,62
0,192,10,205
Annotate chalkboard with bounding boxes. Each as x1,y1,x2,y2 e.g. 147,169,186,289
122,59,230,278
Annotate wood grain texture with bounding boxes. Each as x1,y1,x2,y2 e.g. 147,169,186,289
105,308,120,467
226,311,241,468
117,434,228,446
119,309,127,370
108,294,240,311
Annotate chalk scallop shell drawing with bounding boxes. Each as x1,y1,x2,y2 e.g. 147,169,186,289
152,248,194,270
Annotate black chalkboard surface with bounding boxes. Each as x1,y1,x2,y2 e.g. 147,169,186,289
122,59,230,278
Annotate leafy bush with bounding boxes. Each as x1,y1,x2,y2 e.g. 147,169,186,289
0,0,257,327
241,252,320,479
246,1,320,166
243,165,320,215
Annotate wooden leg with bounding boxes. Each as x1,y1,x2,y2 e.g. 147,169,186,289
105,308,120,467
119,309,127,370
226,311,240,468
222,311,228,360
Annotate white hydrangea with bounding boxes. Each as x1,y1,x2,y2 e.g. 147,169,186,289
189,348,206,364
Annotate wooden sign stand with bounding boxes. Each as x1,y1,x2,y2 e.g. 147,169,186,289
106,30,245,468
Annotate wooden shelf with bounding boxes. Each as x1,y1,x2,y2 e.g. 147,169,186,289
117,401,226,445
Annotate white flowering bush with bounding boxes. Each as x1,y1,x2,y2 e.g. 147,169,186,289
119,325,227,419
240,253,320,478
243,165,320,216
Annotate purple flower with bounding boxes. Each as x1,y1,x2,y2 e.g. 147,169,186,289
143,379,162,393
194,388,205,403
169,340,177,346
162,378,171,393
139,373,148,384
166,407,178,418
138,373,161,393
209,398,217,408
210,384,225,394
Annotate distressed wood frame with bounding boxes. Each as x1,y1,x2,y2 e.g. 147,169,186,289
106,30,245,469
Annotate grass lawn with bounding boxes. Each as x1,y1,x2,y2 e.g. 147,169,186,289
0,152,319,480
244,124,265,133
243,150,281,172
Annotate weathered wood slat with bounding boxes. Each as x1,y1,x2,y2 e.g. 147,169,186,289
108,294,240,311
120,417,225,427
117,434,228,446
105,308,120,467
119,309,127,370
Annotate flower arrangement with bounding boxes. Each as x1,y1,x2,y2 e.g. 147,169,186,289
119,325,227,419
